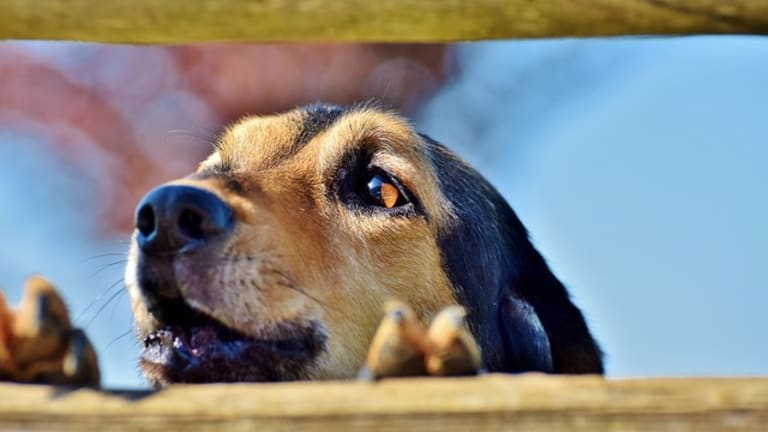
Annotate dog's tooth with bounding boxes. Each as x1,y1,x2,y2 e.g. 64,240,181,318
172,336,184,350
143,335,152,347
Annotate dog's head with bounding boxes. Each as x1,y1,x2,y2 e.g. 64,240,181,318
125,104,460,385
125,103,602,386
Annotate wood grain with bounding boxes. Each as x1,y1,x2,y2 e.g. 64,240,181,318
1,0,767,43
1,374,767,431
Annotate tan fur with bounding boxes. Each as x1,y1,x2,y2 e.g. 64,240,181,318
0,277,100,386
127,107,459,380
425,305,482,376
363,300,429,379
12,277,71,368
0,291,13,376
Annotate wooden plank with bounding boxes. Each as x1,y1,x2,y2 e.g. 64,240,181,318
1,374,767,431
1,0,767,43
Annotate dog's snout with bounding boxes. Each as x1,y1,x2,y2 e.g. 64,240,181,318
134,185,234,254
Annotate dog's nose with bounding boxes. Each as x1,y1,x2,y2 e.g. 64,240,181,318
134,185,234,254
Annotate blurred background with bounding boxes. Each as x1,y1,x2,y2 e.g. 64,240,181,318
0,37,765,388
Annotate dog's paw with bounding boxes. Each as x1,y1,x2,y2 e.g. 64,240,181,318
360,300,430,380
360,301,483,380
0,276,100,387
425,305,482,377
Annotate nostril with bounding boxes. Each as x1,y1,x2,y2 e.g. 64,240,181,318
136,204,156,237
135,185,234,254
178,209,205,241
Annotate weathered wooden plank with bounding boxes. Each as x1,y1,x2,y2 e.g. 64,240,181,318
1,0,767,43
1,374,767,431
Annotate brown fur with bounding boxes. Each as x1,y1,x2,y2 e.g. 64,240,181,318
127,106,458,382
0,277,100,386
362,300,431,379
425,306,482,376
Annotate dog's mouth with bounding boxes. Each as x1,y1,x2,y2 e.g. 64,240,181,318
138,292,325,385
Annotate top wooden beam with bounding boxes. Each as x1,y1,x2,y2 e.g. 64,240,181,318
1,0,768,44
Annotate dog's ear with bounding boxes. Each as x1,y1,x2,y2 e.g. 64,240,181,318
498,296,553,372
423,135,603,374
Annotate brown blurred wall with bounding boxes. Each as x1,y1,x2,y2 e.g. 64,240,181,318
0,43,452,232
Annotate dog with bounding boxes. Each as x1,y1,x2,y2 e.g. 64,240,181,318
125,103,603,386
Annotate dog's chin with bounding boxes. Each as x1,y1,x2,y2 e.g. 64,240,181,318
137,298,326,386
130,248,328,386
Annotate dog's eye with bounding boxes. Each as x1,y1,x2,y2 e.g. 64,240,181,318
366,174,408,208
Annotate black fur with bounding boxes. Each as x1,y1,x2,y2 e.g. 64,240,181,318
424,136,603,374
296,104,347,148
499,296,553,372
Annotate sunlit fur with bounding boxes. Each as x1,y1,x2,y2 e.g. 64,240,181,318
0,277,100,386
127,103,604,383
363,300,430,379
425,305,482,376
126,105,458,380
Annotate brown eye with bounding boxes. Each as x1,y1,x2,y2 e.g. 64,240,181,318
366,174,406,208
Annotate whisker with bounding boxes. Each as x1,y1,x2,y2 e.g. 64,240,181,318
85,288,126,328
75,278,125,323
280,280,325,307
104,328,134,351
88,260,128,280
79,253,128,264
271,268,327,308
209,254,330,308
109,288,129,322
168,128,219,149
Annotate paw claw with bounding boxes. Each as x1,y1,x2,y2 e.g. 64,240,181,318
356,367,375,382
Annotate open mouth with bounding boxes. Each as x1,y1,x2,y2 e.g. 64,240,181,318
139,295,325,385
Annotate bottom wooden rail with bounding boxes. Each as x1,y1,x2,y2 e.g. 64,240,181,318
0,374,767,431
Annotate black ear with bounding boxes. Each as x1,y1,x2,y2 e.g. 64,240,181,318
499,296,553,372
424,135,603,374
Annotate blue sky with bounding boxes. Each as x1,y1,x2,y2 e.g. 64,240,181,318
420,37,768,376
